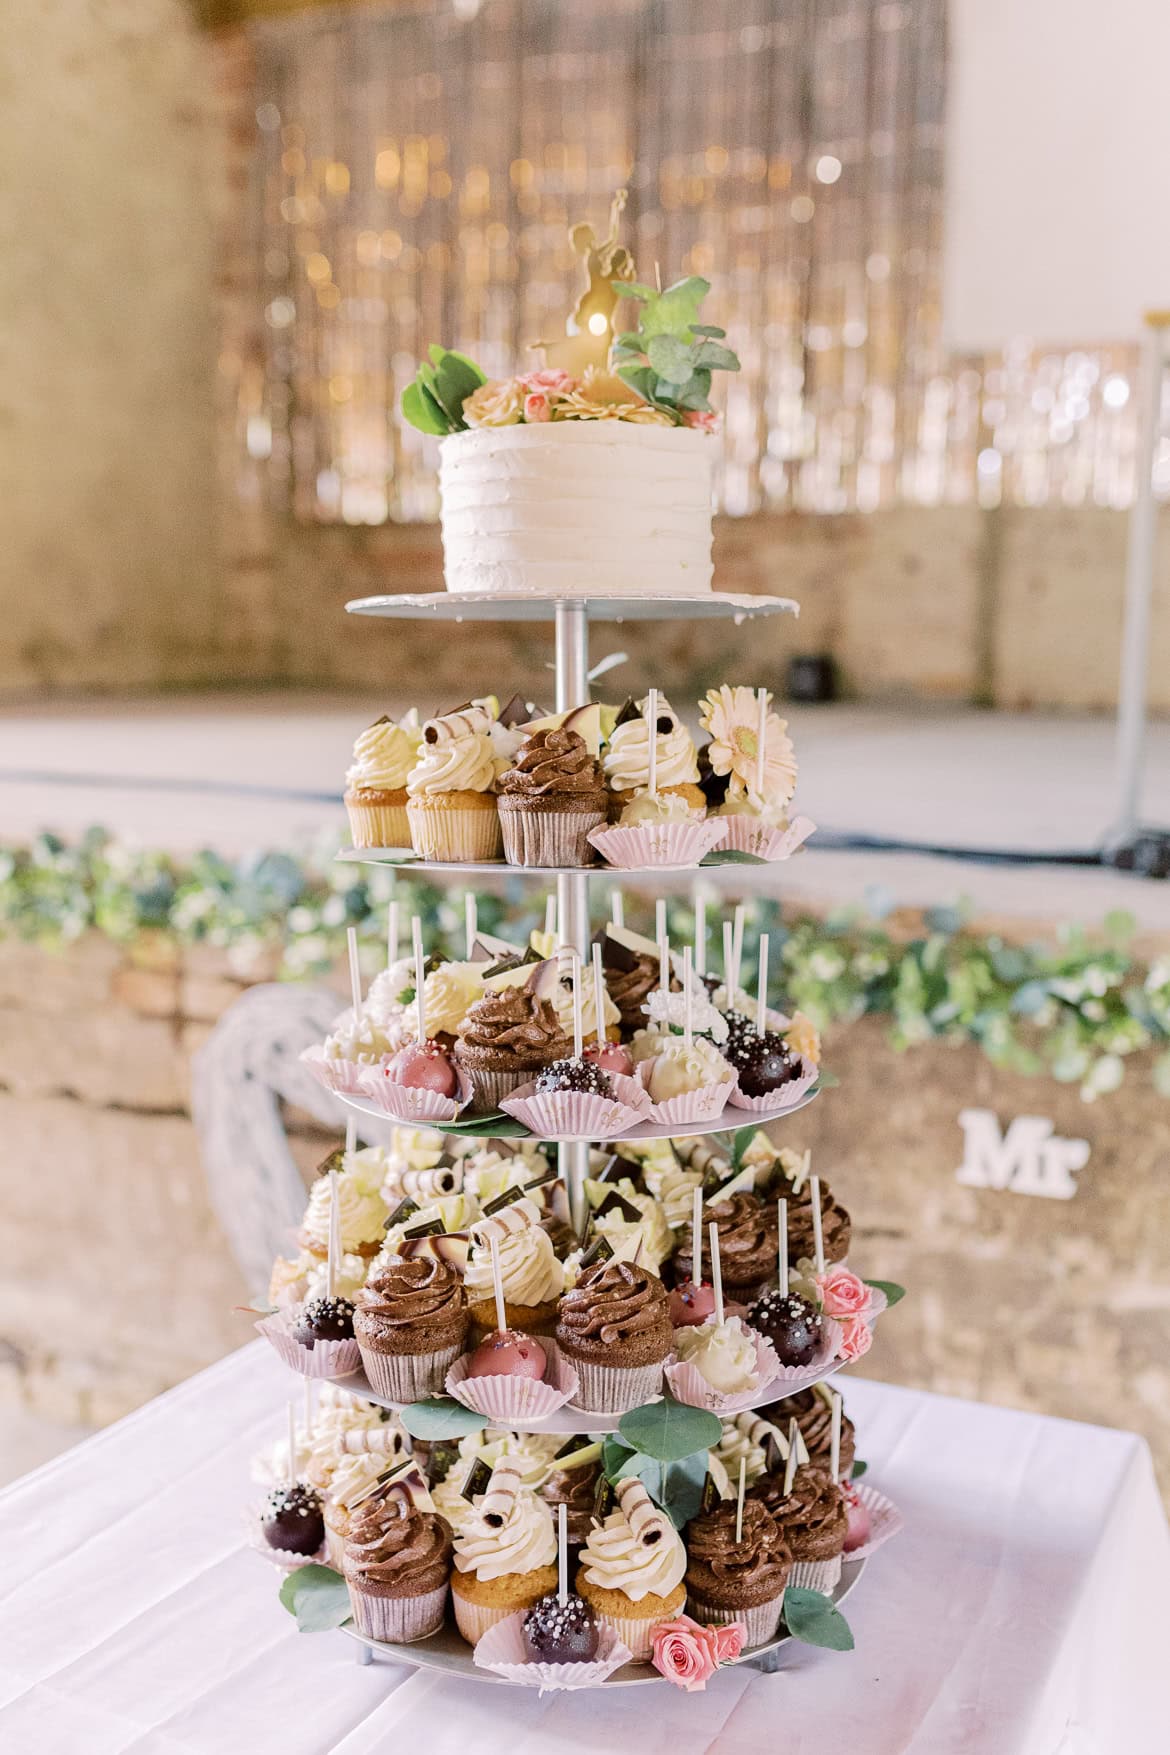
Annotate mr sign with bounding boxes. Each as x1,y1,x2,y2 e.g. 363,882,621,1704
955,1108,1089,1201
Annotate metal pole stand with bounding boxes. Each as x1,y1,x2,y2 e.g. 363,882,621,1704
554,602,593,1235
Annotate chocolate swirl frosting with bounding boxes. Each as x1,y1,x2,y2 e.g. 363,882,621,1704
456,990,569,1067
498,728,606,800
674,1192,778,1290
343,1503,452,1597
685,1499,792,1602
604,954,660,1031
556,1259,672,1365
356,1257,466,1349
748,1463,848,1562
767,1388,856,1476
772,1172,852,1265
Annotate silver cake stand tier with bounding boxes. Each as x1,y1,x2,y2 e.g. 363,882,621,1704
345,590,799,624
334,848,784,877
340,1557,865,1683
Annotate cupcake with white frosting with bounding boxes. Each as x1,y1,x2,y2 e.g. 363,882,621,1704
576,1477,687,1660
344,711,422,849
464,1199,565,1338
602,696,705,823
450,1458,559,1643
406,702,502,863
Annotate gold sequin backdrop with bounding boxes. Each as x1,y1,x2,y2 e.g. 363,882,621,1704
231,0,1145,526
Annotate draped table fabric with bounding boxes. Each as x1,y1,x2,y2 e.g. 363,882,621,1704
1,1342,1165,1755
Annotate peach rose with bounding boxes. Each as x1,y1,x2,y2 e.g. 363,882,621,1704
815,1266,872,1320
650,1615,719,1691
522,368,575,394
784,1009,821,1066
837,1315,873,1362
682,408,718,432
523,391,552,422
463,378,524,428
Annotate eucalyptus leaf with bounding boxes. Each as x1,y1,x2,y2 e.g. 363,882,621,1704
643,275,711,337
851,1459,868,1480
690,324,726,338
661,1449,708,1528
399,1397,488,1441
278,1564,352,1633
619,1397,721,1463
694,341,740,372
439,1114,530,1138
402,379,451,436
701,848,768,866
864,1278,906,1307
646,333,695,384
602,1434,636,1480
783,1588,854,1650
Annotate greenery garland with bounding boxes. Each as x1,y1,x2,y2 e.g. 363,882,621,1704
2,829,1168,1103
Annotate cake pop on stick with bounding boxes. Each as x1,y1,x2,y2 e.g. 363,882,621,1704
745,1197,825,1367
592,942,606,1046
558,1501,569,1607
412,916,426,1044
755,688,768,798
466,1235,547,1381
732,905,745,997
346,926,363,1019
723,920,735,996
668,1185,716,1327
287,1401,297,1490
382,914,458,1096
490,1235,507,1337
544,893,557,943
647,687,659,801
778,1197,788,1293
327,1164,340,1299
465,894,477,958
735,1455,747,1542
692,1185,703,1283
783,1418,800,1494
586,942,633,1077
656,897,667,947
658,932,671,1018
709,1220,725,1326
571,954,584,1061
522,1495,601,1662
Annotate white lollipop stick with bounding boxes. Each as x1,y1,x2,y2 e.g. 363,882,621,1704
683,945,693,1048
694,890,707,978
558,1502,569,1606
387,899,400,969
811,1174,826,1275
345,1115,356,1156
544,894,557,942
732,905,745,998
346,926,363,1018
647,688,659,800
735,1455,746,1543
592,942,607,1049
287,1402,298,1489
691,1186,703,1285
755,687,768,797
830,1391,842,1483
658,935,671,1017
489,1236,507,1336
611,889,624,929
778,1197,789,1294
303,1377,313,1437
709,1221,724,1326
656,898,667,947
412,917,426,1044
756,934,769,1036
571,954,584,1060
723,921,735,996
784,1418,800,1494
327,1166,340,1299
465,894,477,959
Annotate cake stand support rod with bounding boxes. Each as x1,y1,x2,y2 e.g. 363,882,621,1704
554,601,592,1236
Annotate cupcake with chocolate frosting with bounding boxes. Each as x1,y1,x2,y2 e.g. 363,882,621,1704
684,1497,792,1645
556,1258,673,1412
538,1453,601,1548
498,725,609,867
355,1257,469,1402
672,1191,778,1304
748,1461,848,1592
454,987,569,1114
342,1499,453,1642
600,932,670,1032
770,1166,851,1266
764,1386,856,1479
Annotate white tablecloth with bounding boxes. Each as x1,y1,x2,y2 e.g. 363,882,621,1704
1,1343,1165,1755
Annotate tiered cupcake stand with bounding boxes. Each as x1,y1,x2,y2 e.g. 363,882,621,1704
320,586,865,1682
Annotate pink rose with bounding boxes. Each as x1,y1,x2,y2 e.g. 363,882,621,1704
682,408,718,432
522,368,574,394
650,1615,719,1692
837,1315,873,1362
523,391,551,422
815,1266,872,1320
709,1622,745,1663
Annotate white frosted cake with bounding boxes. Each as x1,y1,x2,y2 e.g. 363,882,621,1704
438,423,714,599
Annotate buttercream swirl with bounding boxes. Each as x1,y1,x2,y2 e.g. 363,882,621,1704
556,1259,672,1350
407,704,497,796
453,1486,557,1580
422,961,485,1037
602,698,700,794
674,1191,778,1288
456,990,569,1066
685,1499,791,1596
498,727,606,799
618,788,704,825
748,1462,848,1558
346,712,422,792
579,1507,687,1602
344,1503,452,1595
465,1224,564,1305
300,1161,388,1255
357,1257,466,1337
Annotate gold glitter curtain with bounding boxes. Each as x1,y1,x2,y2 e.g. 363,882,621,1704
231,0,1145,525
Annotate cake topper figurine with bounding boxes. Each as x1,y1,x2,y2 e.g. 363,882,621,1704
533,189,637,375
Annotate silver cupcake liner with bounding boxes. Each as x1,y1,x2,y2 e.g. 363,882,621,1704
358,1338,465,1403
787,1554,843,1593
569,1355,665,1414
687,1592,785,1646
346,1578,449,1643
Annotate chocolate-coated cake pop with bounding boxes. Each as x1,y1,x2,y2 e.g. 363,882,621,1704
261,1482,324,1555
291,1295,356,1347
747,1289,825,1366
534,1056,613,1097
521,1590,601,1663
736,1031,801,1098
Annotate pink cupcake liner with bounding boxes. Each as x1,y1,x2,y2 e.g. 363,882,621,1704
664,1329,781,1414
843,1484,904,1561
716,813,816,862
727,1060,819,1114
500,1072,652,1141
587,819,728,870
357,1061,474,1123
445,1339,579,1420
754,1317,846,1394
255,1310,361,1380
473,1612,634,1690
635,1062,740,1128
244,1508,328,1573
345,1578,449,1643
300,1044,384,1097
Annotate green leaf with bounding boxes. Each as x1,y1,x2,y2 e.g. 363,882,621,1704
613,280,660,301
646,333,695,384
402,378,451,436
851,1459,868,1480
602,1434,636,1480
660,1450,708,1528
278,1564,352,1633
783,1588,854,1650
694,341,740,372
619,1397,721,1463
864,1279,906,1307
701,848,768,866
616,364,659,404
439,1114,530,1138
399,1397,488,1441
643,276,711,337
729,1125,758,1169
432,349,487,426
690,324,726,338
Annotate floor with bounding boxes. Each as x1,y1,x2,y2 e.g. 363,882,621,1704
2,694,1169,929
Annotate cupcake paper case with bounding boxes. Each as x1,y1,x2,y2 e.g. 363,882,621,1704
684,1498,792,1647
500,1070,652,1140
255,1308,361,1380
445,1338,580,1421
358,1058,475,1124
556,1257,673,1413
588,818,728,870
354,1257,469,1402
576,1478,688,1661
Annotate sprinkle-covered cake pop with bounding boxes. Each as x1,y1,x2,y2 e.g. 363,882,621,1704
521,1589,601,1663
746,1289,824,1367
291,1295,356,1347
534,1056,614,1098
261,1482,324,1556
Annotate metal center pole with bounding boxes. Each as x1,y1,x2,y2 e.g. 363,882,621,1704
554,602,592,1234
